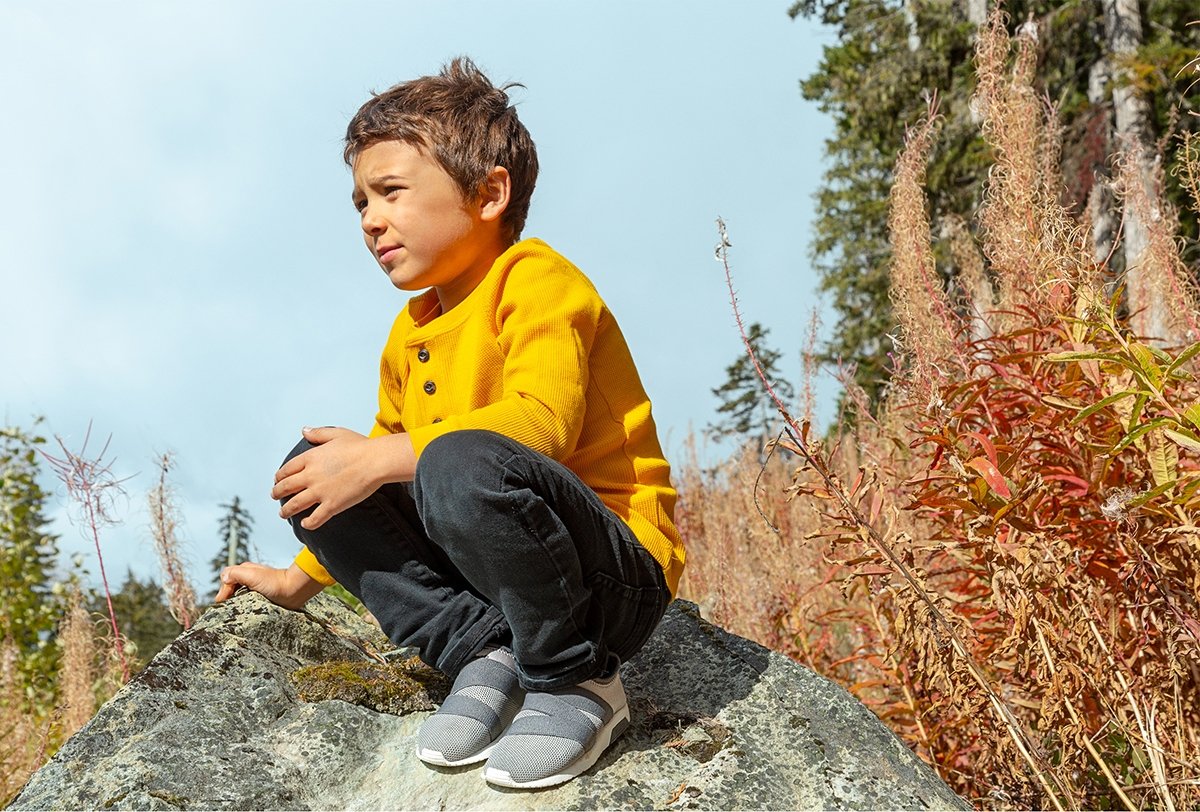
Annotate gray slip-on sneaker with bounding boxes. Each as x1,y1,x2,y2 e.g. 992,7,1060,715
483,670,630,789
417,648,525,767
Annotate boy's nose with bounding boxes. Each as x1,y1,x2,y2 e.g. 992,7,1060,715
361,209,386,235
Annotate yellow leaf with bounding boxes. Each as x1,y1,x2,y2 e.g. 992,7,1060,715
1165,427,1200,453
1042,395,1081,410
1130,342,1165,390
1148,430,1178,490
1184,402,1200,431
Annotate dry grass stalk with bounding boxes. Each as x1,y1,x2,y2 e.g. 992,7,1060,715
973,10,1081,322
0,637,50,806
945,214,993,341
674,438,824,645
1114,142,1200,344
800,308,821,427
40,427,130,683
1177,131,1200,218
148,453,197,630
56,587,97,738
888,98,965,398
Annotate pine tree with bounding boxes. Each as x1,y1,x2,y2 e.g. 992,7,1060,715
0,422,62,696
789,0,1200,407
209,497,254,598
709,322,796,441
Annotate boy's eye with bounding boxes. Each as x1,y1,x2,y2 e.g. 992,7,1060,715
384,185,406,196
353,198,366,212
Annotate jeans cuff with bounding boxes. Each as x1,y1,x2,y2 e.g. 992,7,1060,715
515,646,615,692
439,609,510,678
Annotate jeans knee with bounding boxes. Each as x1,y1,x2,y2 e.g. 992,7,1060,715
414,430,510,538
278,439,318,540
281,437,316,468
416,430,506,492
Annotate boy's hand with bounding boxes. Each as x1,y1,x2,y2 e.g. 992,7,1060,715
272,426,415,530
272,427,381,530
215,562,323,610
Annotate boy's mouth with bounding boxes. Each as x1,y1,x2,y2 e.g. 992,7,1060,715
377,244,402,263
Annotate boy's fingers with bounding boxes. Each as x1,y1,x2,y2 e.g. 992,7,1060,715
301,504,331,531
279,489,318,520
272,472,307,501
302,426,341,444
274,455,306,484
215,566,247,602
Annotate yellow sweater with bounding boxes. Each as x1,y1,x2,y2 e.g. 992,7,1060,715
293,238,686,595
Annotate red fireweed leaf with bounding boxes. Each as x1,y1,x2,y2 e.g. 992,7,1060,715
967,456,1012,499
1042,473,1091,495
963,430,999,469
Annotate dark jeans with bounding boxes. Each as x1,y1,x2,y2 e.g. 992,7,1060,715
282,429,671,691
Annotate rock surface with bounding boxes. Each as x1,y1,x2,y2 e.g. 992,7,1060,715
11,593,967,811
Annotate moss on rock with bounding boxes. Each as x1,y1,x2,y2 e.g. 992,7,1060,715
290,657,450,716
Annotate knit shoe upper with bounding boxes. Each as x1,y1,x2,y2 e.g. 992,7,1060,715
483,671,630,789
417,648,524,768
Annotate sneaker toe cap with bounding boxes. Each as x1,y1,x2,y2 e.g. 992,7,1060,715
417,715,492,763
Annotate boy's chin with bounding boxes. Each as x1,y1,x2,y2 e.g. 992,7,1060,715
385,272,421,292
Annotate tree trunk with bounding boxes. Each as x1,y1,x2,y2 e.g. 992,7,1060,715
1087,60,1118,270
1102,0,1164,339
966,0,987,27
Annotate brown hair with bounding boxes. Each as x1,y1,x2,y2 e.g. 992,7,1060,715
344,57,538,242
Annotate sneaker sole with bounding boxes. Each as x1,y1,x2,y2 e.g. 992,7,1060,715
417,741,496,768
482,703,630,789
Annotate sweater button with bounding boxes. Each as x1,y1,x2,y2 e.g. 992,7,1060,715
417,348,430,362
423,380,436,395
432,417,442,424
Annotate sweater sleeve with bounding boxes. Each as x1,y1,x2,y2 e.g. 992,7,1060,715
408,260,601,461
293,545,335,586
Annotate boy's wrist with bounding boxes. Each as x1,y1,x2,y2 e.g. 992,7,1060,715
369,432,418,484
283,563,326,609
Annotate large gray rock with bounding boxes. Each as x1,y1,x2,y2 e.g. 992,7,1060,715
11,593,966,811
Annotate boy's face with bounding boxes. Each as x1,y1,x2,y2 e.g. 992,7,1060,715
351,140,503,307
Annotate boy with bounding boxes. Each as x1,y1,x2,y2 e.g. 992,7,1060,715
215,58,685,790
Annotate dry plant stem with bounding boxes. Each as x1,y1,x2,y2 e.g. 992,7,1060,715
716,221,1072,811
58,588,97,737
887,96,966,391
149,453,196,630
1031,618,1140,810
801,309,821,426
1173,671,1187,782
80,481,125,682
1086,614,1176,811
867,596,933,758
1124,532,1200,649
1124,778,1200,791
754,435,784,536
41,428,130,683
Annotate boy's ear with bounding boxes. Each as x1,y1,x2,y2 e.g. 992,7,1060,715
477,166,511,223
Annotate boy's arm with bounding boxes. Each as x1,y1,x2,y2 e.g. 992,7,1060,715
214,561,325,610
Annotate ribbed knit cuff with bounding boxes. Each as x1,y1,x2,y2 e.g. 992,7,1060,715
293,546,336,586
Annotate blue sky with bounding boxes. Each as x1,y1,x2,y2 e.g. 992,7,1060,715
1,2,837,594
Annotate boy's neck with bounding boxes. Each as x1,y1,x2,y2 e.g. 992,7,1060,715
434,237,513,314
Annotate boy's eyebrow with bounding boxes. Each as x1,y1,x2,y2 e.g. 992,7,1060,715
351,175,409,203
369,174,409,187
